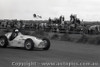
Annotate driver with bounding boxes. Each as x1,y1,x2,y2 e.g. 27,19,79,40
9,29,19,41
13,29,19,37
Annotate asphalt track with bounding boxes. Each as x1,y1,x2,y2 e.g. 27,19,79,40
0,40,100,67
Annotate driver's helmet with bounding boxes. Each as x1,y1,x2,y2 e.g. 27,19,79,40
14,29,19,33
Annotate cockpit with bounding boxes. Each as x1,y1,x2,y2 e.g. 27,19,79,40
9,29,19,41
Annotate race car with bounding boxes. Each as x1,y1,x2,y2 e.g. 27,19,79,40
0,29,50,50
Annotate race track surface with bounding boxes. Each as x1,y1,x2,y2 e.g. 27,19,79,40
0,40,100,67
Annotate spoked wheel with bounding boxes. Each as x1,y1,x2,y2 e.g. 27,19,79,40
0,36,8,48
24,39,34,50
42,38,50,50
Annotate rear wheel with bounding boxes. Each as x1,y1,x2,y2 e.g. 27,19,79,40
24,39,34,50
0,36,8,48
42,38,50,50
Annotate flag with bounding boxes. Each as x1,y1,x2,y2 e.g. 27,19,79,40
33,14,42,18
33,14,37,18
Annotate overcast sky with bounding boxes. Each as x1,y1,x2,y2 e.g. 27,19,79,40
0,0,100,21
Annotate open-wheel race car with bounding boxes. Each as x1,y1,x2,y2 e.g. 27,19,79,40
0,29,50,50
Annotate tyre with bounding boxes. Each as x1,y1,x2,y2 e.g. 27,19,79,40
42,38,50,50
24,39,34,50
0,36,8,48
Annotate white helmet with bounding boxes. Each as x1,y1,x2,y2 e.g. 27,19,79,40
14,29,19,33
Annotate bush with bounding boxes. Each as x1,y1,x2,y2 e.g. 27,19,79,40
51,34,59,40
34,30,45,36
77,34,88,43
32,30,50,39
87,36,100,45
94,36,100,45
60,33,72,41
77,34,100,45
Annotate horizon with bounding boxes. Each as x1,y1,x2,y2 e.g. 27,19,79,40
1,19,100,22
0,0,100,21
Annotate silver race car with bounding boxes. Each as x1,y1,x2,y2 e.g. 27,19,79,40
0,29,50,50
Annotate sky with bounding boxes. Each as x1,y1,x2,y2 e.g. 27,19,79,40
0,0,100,21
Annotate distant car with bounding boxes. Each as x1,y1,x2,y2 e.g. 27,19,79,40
0,30,50,50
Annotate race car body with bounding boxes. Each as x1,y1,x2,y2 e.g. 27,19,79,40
0,32,50,50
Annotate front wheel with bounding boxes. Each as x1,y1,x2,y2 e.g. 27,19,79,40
24,39,34,50
0,36,8,48
42,38,50,50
